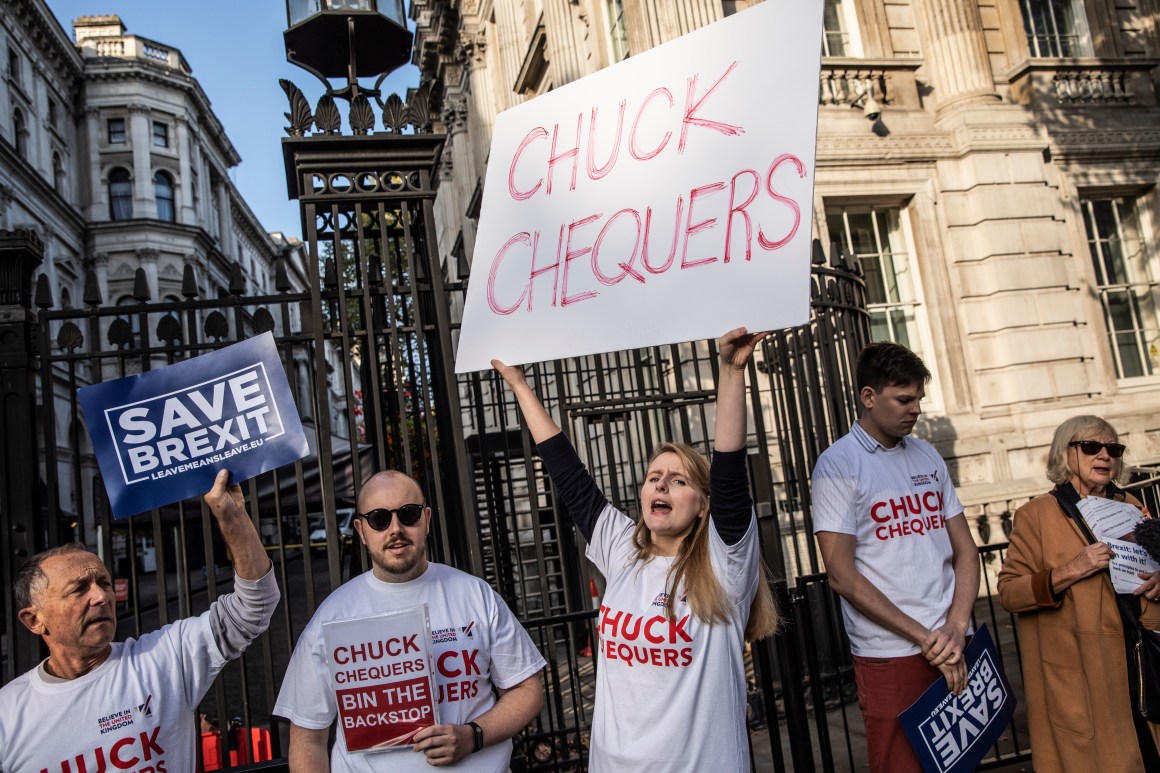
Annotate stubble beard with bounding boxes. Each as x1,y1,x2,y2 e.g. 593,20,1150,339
370,542,425,580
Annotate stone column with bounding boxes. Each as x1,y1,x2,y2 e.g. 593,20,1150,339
913,0,1000,110
543,0,585,86
0,185,12,231
89,251,110,305
623,0,721,54
136,247,159,299
175,118,194,224
128,104,154,216
460,27,495,180
216,180,234,259
84,107,104,219
493,0,525,111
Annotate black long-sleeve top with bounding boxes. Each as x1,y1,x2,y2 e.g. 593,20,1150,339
535,432,753,545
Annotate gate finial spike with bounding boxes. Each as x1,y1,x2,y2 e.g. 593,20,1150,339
132,268,151,301
35,273,54,308
275,258,292,292
182,264,199,299
83,269,103,307
811,239,826,265
229,263,247,295
368,254,383,286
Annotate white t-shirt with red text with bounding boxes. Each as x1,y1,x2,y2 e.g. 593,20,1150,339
0,570,278,773
273,563,545,773
586,504,759,772
811,423,965,657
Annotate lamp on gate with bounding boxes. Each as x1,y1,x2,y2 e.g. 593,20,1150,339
284,0,412,97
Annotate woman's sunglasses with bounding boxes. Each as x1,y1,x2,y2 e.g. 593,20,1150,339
358,504,425,530
1069,440,1126,459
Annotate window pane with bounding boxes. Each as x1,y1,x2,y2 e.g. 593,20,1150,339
154,171,175,222
108,118,125,144
607,0,628,62
152,122,168,148
1085,196,1158,379
828,204,924,358
1022,0,1081,58
109,168,133,220
822,0,847,57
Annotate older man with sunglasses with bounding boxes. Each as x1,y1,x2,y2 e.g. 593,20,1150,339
275,470,545,772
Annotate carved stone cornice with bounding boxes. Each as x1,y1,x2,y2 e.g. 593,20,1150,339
816,133,955,162
948,124,1046,154
1049,128,1160,162
127,103,151,115
136,247,160,263
86,251,110,268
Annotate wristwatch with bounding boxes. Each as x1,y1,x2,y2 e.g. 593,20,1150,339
466,721,484,753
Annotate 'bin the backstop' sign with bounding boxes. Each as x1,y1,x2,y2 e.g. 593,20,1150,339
454,0,825,372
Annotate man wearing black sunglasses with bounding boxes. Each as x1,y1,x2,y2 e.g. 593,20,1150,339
275,470,546,772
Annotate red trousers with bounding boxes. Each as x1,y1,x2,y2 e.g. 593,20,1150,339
853,652,943,773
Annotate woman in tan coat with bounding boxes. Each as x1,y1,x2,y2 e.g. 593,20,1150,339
998,415,1160,772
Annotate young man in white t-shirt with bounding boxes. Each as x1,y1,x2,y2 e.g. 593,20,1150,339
811,342,979,773
275,470,545,772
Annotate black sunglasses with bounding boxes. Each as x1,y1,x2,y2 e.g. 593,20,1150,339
1069,440,1126,459
358,504,426,531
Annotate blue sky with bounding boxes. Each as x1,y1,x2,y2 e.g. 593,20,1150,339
46,0,420,238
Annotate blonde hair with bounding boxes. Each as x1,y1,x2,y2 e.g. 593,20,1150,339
1045,415,1125,486
631,442,780,642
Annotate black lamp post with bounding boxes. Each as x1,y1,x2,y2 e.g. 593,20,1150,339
284,0,412,101
276,3,479,578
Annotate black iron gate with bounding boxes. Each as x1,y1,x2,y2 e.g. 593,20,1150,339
0,105,1035,771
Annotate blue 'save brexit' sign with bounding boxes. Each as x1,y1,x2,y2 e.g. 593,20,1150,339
79,332,309,518
899,624,1016,773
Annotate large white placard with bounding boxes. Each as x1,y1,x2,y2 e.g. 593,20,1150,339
454,0,825,372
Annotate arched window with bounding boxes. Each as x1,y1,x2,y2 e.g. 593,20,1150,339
109,168,132,220
12,108,27,159
154,170,175,222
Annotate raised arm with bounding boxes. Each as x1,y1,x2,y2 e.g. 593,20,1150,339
714,327,768,453
203,469,272,580
709,328,768,545
491,361,564,445
492,361,607,541
201,470,279,659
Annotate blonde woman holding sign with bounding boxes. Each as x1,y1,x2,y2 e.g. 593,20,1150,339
492,327,778,772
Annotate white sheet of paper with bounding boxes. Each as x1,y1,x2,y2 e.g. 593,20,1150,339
1076,496,1143,542
1106,537,1160,595
454,0,825,372
1076,497,1158,594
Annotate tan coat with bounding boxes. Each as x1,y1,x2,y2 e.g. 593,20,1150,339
997,491,1160,773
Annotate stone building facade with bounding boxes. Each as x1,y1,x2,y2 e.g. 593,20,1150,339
0,2,337,538
412,0,1160,555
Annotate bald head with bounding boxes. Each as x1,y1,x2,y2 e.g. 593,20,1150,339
357,471,425,513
